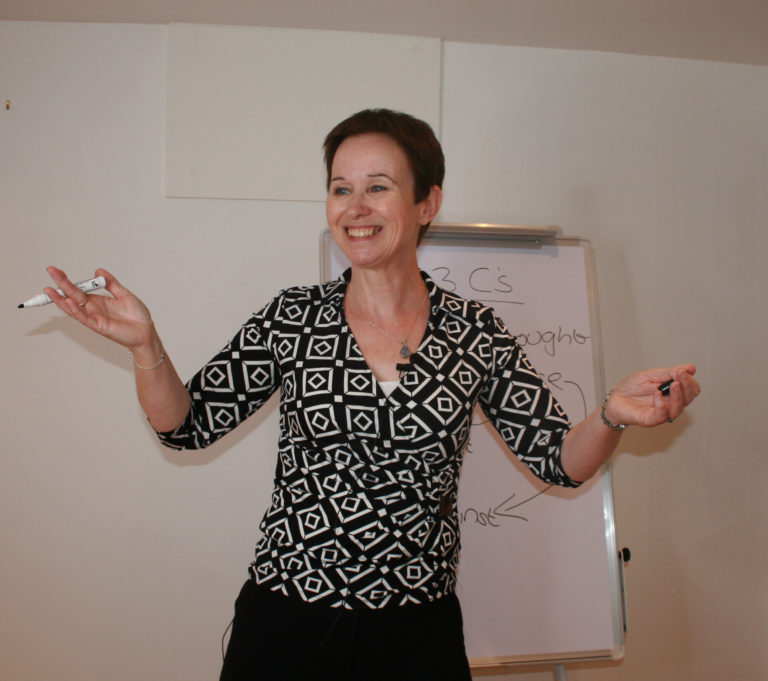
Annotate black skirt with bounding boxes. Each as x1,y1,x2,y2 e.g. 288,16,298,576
220,579,472,681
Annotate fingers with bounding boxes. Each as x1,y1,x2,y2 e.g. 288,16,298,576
615,366,676,396
45,266,92,315
93,267,131,299
656,365,701,422
672,368,701,406
671,363,697,377
640,364,698,401
45,266,113,325
612,363,700,427
45,265,72,293
657,379,684,421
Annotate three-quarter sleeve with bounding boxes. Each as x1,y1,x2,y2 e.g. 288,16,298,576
478,315,581,488
155,301,281,451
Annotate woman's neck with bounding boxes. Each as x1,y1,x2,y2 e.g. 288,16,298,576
345,264,429,322
342,265,431,381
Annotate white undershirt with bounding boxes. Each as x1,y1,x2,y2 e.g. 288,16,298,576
378,380,399,397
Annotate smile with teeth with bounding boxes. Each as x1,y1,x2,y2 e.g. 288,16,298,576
346,226,382,238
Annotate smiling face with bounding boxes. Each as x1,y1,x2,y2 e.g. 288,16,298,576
326,133,440,273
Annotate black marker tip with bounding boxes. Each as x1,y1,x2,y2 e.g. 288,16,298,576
17,303,24,309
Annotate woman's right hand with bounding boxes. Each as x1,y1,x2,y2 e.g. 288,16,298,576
45,266,158,352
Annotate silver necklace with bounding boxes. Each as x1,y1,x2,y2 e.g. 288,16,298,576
367,320,411,358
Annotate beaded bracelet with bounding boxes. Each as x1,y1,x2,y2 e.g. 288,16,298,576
600,391,628,431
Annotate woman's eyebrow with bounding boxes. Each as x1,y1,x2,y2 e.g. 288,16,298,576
329,173,398,184
368,173,398,184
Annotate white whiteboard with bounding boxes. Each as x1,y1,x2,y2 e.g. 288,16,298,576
321,225,624,667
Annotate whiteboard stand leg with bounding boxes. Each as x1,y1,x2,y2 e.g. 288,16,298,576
554,664,568,681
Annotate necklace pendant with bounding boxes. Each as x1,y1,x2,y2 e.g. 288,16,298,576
399,343,410,359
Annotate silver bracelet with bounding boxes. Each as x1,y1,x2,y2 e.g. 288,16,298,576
601,391,628,431
130,350,166,370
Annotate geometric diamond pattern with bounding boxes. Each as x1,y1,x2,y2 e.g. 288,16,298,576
156,270,577,610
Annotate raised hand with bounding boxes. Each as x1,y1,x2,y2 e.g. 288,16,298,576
44,266,157,352
604,364,701,428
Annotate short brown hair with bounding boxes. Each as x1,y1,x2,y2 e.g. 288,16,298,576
323,108,445,205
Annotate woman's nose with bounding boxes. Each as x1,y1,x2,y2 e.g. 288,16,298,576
348,192,371,218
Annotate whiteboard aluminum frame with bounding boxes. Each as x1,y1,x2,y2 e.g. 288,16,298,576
319,223,625,668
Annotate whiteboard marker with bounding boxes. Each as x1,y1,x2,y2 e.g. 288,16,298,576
17,276,107,309
658,379,673,396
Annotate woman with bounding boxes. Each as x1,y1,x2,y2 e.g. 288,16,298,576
45,109,700,680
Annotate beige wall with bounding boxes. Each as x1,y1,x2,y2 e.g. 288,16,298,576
2,21,766,681
442,44,768,680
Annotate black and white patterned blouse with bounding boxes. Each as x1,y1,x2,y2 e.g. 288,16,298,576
157,270,579,609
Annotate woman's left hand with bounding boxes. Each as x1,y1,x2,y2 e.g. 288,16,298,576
603,364,701,428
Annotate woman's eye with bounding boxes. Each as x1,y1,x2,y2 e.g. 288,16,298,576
332,186,350,195
370,184,387,193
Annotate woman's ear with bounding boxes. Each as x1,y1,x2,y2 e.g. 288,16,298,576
418,185,443,226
